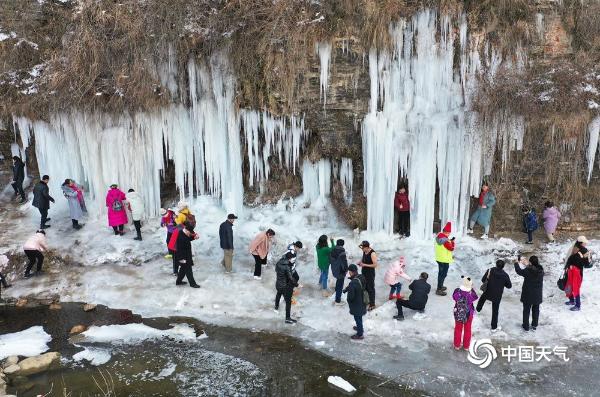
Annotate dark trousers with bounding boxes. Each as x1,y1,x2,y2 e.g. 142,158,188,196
38,208,48,228
353,315,364,336
522,303,540,329
526,230,533,242
396,299,422,317
171,252,178,274
437,262,449,289
133,220,142,238
12,181,25,200
476,293,501,329
112,225,124,234
363,272,376,306
25,249,44,275
334,276,345,303
276,288,293,318
176,262,198,286
395,210,410,236
253,255,266,277
0,272,8,287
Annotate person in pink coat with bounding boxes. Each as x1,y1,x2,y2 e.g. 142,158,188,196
384,256,412,300
106,184,128,235
542,201,561,242
23,230,48,278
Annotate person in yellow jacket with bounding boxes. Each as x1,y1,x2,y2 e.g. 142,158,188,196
175,201,192,225
434,222,455,296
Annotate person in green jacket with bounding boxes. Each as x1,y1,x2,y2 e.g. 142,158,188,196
316,235,335,295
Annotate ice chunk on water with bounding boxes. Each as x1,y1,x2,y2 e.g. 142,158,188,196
0,326,51,359
328,376,356,393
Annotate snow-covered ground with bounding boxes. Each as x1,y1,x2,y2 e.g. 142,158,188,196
2,195,600,395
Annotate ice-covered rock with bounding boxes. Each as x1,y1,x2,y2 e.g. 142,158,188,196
15,352,61,376
327,375,356,393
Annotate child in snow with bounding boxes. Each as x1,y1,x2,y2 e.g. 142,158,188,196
384,256,412,300
542,201,561,242
161,208,177,258
174,201,193,226
126,188,145,241
522,205,538,244
452,276,478,350
0,254,12,290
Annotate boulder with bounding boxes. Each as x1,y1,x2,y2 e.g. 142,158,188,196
14,352,60,376
2,364,20,375
69,324,87,335
49,302,62,310
3,355,19,368
83,303,96,312
15,298,28,307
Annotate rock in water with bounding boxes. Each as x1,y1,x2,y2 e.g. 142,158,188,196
2,364,20,375
69,325,87,335
49,302,62,310
83,303,97,312
15,298,28,307
14,352,61,376
327,375,356,394
3,355,19,368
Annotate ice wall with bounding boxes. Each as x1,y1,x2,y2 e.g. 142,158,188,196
302,159,331,206
586,116,600,183
340,158,353,205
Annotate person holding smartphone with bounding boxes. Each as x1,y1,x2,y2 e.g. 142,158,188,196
514,255,544,331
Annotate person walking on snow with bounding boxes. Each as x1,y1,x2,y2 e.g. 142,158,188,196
345,264,367,340
219,214,237,273
452,276,478,350
330,239,349,306
0,255,12,290
476,260,512,332
394,186,410,237
542,201,561,243
23,230,48,278
394,272,431,321
434,222,455,296
467,182,496,239
522,205,538,245
384,256,412,300
61,179,84,230
514,255,544,331
11,156,26,203
565,252,584,312
106,184,128,235
316,235,335,296
126,189,145,241
357,241,378,311
248,229,276,280
175,221,200,288
275,252,299,324
32,175,54,229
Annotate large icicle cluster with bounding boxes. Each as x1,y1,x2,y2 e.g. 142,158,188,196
302,159,331,206
339,158,353,205
586,116,600,183
316,42,332,107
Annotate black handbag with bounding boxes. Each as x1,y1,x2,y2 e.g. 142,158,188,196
480,269,491,292
557,270,568,291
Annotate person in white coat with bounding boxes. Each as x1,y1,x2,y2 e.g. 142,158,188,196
126,189,145,241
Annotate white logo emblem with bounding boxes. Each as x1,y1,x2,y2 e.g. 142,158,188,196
467,338,498,369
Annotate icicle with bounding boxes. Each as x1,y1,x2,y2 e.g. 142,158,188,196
586,116,600,183
340,158,353,205
316,42,332,107
302,159,331,206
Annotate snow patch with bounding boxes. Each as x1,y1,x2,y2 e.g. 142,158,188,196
0,326,51,360
328,376,356,393
72,346,112,365
78,323,199,344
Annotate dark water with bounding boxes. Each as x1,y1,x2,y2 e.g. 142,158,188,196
0,302,423,396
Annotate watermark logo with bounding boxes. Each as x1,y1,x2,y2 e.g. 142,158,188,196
467,338,497,369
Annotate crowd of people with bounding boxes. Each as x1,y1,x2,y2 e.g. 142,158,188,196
4,166,595,345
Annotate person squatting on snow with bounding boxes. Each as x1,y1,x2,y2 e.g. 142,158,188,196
219,213,238,273
434,222,455,296
126,189,145,241
316,235,335,295
275,252,299,324
394,186,410,237
394,272,431,321
563,236,590,311
542,201,561,243
468,182,496,239
61,179,85,230
0,254,12,289
11,156,26,203
522,205,539,244
248,228,275,279
329,239,349,305
32,175,54,229
106,184,128,235
514,255,544,331
344,264,367,340
174,221,200,288
23,230,48,278
452,276,478,350
384,256,412,300
357,241,378,311
476,260,512,332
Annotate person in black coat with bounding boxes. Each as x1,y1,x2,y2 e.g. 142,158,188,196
344,264,367,339
11,156,26,202
32,175,54,229
275,252,299,324
394,272,431,321
175,222,200,288
329,239,348,305
476,260,512,331
514,255,544,331
218,213,237,273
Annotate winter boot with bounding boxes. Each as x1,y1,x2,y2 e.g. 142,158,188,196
350,334,364,340
134,234,142,241
396,293,404,299
565,298,575,306
388,293,395,300
367,304,376,311
441,286,448,291
176,281,188,286
393,315,405,321
190,284,200,288
285,318,297,324
435,288,447,296
24,272,32,278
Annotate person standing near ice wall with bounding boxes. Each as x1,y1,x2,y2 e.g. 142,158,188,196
316,235,335,296
514,255,544,331
61,179,84,230
476,259,512,332
522,205,538,245
452,276,478,350
467,183,496,239
329,239,349,306
106,184,128,235
32,175,54,229
11,156,26,203
126,188,145,241
219,213,237,273
394,186,410,237
434,222,455,296
175,221,201,288
542,201,561,243
248,228,276,280
357,241,378,311
274,252,299,324
345,264,367,340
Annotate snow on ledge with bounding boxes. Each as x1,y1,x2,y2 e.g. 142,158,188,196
76,323,199,344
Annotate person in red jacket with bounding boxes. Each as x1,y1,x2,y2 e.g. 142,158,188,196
394,186,410,237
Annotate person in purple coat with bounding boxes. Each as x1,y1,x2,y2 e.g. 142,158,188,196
542,201,561,243
452,276,478,350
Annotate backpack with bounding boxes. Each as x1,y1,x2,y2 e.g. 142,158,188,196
355,277,370,305
453,293,470,323
168,228,180,251
112,199,123,212
184,212,196,228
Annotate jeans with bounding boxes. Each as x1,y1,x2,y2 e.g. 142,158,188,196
469,221,490,235
353,315,364,336
389,283,402,296
39,208,49,228
526,230,533,242
522,303,540,330
276,289,293,319
334,277,345,303
437,262,449,290
221,249,233,272
176,262,198,287
319,268,329,289
476,293,501,329
253,255,266,277
24,249,44,275
454,313,474,349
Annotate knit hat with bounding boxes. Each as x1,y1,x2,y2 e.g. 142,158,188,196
443,222,451,233
160,208,167,216
460,276,472,292
177,201,189,211
348,264,358,273
577,236,589,244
